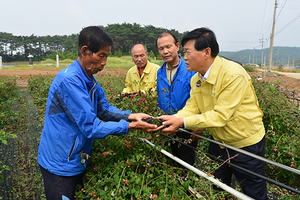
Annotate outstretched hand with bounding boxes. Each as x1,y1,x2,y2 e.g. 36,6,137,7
128,113,164,132
128,113,150,122
158,115,184,134
128,121,163,132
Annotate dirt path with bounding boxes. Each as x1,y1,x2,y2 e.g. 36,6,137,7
0,67,129,87
1,67,300,94
0,67,128,77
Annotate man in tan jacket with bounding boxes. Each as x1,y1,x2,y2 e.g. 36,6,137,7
122,44,159,95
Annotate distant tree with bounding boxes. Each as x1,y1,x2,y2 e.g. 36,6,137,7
148,50,156,59
1,24,300,63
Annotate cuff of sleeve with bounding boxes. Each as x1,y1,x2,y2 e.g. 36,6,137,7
174,115,186,129
183,118,187,129
124,113,132,122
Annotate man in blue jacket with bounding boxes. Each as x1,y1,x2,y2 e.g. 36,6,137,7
156,31,202,168
37,26,157,200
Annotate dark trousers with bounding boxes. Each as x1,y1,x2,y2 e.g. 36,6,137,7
208,137,268,200
40,165,83,200
170,131,198,169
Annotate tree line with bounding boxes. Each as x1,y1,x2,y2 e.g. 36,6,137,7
0,23,185,62
1,22,299,65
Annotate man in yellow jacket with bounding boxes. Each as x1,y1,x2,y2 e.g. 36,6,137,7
122,44,159,95
160,28,268,200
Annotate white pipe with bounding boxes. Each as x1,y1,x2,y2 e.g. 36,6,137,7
139,138,254,200
179,128,300,175
56,54,59,68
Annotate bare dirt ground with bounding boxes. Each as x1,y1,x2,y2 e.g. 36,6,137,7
249,71,300,94
1,67,300,94
0,67,129,87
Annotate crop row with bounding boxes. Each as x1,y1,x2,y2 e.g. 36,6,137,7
1,73,300,199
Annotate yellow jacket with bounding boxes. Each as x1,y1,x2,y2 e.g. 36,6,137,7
123,61,160,94
175,56,265,149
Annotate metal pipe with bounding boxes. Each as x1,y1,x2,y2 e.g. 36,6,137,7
161,134,300,195
139,137,254,200
179,128,300,175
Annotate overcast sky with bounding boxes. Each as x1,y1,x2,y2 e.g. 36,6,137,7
1,0,300,52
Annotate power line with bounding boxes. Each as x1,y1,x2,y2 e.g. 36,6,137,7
261,0,268,35
275,0,287,23
275,11,300,36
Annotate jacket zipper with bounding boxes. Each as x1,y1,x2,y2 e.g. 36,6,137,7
89,83,97,104
168,70,178,114
68,136,77,162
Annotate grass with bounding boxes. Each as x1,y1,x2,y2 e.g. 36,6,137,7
1,64,68,70
106,56,164,68
2,56,165,70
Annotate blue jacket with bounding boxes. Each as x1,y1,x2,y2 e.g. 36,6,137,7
157,56,196,114
38,60,131,176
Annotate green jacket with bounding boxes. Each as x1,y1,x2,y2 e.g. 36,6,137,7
175,56,265,148
123,61,159,94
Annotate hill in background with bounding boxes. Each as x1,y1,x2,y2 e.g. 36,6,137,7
220,46,300,67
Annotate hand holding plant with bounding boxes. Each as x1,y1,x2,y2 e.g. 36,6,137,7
158,115,184,134
128,113,151,122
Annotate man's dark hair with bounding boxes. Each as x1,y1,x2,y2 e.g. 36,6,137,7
156,31,179,47
181,27,219,57
78,26,114,57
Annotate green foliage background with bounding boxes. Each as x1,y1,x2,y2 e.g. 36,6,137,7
1,62,300,198
1,23,300,65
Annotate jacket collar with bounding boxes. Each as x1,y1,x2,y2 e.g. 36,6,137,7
195,56,221,85
75,59,96,83
159,55,185,75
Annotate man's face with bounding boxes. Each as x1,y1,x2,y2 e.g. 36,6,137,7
183,39,206,72
84,46,111,76
157,34,180,63
132,45,148,69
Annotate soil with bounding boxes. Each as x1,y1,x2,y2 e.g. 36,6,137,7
1,67,300,94
248,71,300,94
0,67,129,87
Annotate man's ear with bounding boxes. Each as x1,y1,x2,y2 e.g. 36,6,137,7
81,46,89,58
175,42,180,51
204,47,212,59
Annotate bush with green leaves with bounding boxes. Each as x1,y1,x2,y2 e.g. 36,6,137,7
25,73,300,199
0,75,18,181
253,79,300,186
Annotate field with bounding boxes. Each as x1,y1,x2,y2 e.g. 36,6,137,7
1,58,300,199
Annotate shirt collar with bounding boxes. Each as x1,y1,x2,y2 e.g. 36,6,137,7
199,63,212,82
136,61,149,75
166,63,179,70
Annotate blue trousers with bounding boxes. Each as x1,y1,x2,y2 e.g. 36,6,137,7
40,165,83,200
208,137,268,200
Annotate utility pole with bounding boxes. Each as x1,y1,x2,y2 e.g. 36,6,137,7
293,57,295,67
260,36,264,68
276,49,280,67
249,54,250,64
253,47,255,66
268,0,278,72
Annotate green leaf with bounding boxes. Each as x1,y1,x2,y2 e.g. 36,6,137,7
183,180,190,190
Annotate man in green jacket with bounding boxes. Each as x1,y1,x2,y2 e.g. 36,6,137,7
122,44,159,95
160,28,268,200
